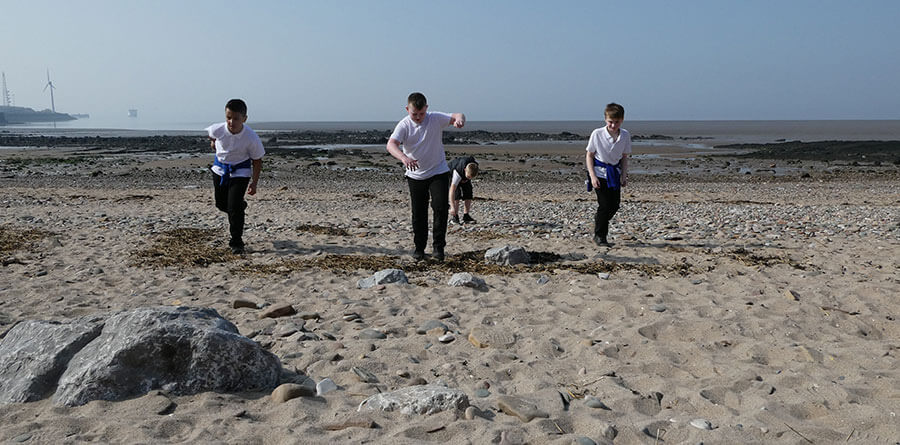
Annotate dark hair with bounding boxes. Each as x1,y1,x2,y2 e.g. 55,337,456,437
407,92,427,110
226,99,248,115
604,103,625,119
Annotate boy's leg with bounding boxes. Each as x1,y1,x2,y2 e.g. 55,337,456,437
406,177,430,255
226,177,251,249
461,182,475,222
593,183,621,241
428,172,451,256
213,174,229,213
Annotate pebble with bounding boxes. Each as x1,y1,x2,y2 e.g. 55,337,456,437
575,437,597,445
358,328,386,340
436,311,453,319
258,304,296,319
474,389,490,398
690,418,713,430
316,378,338,396
650,304,667,312
351,366,379,383
342,312,361,322
232,299,257,309
396,370,410,378
11,434,32,443
417,320,448,335
271,382,315,403
585,396,610,410
536,274,550,284
496,395,549,423
464,406,477,420
438,333,455,343
597,273,610,280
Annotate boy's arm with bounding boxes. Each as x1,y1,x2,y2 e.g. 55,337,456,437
248,159,262,195
620,155,628,187
387,138,418,170
209,137,216,150
449,186,459,215
586,151,600,188
449,113,466,128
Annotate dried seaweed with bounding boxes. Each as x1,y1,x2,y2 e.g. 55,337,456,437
727,247,806,269
297,224,351,236
0,225,53,254
132,227,236,268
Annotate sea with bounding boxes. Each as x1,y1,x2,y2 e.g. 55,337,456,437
3,119,899,148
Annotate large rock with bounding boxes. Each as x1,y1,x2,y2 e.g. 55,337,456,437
484,245,529,266
357,269,408,289
2,306,284,407
357,384,469,415
448,272,488,291
0,317,104,403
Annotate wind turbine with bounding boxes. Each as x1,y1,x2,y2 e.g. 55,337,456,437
43,69,56,113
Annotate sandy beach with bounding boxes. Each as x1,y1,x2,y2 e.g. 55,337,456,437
1,138,899,444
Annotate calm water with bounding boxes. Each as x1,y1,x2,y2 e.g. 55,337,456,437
4,120,899,145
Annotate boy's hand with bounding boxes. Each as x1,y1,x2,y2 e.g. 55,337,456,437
403,155,419,171
591,177,601,189
208,137,216,149
248,181,258,196
451,113,466,128
621,174,628,187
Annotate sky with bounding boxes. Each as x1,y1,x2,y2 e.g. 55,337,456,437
2,0,899,125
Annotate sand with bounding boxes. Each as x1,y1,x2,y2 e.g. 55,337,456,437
0,141,898,444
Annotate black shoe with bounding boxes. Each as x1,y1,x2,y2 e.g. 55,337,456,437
413,250,426,261
593,236,611,247
432,250,445,262
462,214,476,224
231,245,245,254
451,214,461,225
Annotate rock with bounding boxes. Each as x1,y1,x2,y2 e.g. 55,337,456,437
316,378,338,396
649,304,667,312
475,389,490,398
416,320,448,335
271,380,316,403
485,245,529,266
597,273,610,280
232,299,258,309
496,395,549,422
0,316,104,403
358,328,386,340
575,437,597,445
464,406,477,420
436,311,453,319
297,312,321,320
351,366,379,383
784,289,800,301
438,334,455,343
448,272,488,291
358,384,469,415
536,274,550,285
357,269,408,289
48,307,281,407
468,326,516,349
258,303,296,319
690,418,713,430
585,396,610,409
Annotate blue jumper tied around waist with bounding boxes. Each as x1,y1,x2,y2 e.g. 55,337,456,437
213,158,252,186
593,158,622,190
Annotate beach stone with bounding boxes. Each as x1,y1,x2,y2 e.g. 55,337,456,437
358,384,469,415
316,378,338,396
358,328,387,340
0,316,104,403
49,307,281,407
649,304,667,312
351,366,379,383
417,320,448,335
496,395,549,422
574,437,597,445
258,303,296,319
475,388,491,398
357,269,408,289
271,380,316,403
297,312,321,320
690,418,713,430
11,434,32,443
436,311,453,319
784,289,800,301
464,406,477,420
536,274,550,285
438,333,456,343
232,299,257,309
484,245,529,266
448,272,488,290
597,273,610,280
468,326,516,349
585,396,610,409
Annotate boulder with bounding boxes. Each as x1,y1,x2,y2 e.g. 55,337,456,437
484,245,529,266
358,383,469,415
357,269,408,289
47,306,280,407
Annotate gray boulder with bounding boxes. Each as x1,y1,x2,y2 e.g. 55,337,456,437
484,245,529,266
0,317,104,403
357,268,408,289
358,384,469,415
448,272,488,291
46,306,280,407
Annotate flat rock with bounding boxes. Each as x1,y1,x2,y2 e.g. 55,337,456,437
358,328,387,340
496,395,549,422
484,245,529,266
447,272,488,290
416,320,448,335
690,418,713,430
271,380,316,403
358,384,469,415
316,378,338,396
468,326,516,349
232,299,258,309
351,366,379,383
258,303,296,319
357,269,408,289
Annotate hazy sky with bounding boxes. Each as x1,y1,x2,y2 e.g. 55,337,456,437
3,0,899,124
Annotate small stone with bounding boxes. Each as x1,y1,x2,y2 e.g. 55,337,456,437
427,327,448,336
410,377,428,385
436,311,453,319
575,437,597,445
396,370,410,378
585,396,610,410
597,273,610,280
650,304,667,312
468,326,516,348
297,312,321,320
580,339,594,347
316,378,338,396
358,328,387,340
496,395,549,423
485,245,529,266
343,312,361,322
351,366,379,383
784,290,800,301
417,320,449,335
690,418,713,430
448,272,487,290
438,333,455,343
357,268,408,289
475,389,490,398
11,434,32,443
232,299,257,309
271,382,315,403
464,406,477,420
258,303,296,319
536,274,550,285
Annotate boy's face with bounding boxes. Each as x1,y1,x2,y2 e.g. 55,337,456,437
226,108,247,134
605,116,623,133
406,104,428,125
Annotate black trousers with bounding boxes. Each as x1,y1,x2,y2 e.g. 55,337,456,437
594,182,621,239
213,174,250,247
406,172,450,253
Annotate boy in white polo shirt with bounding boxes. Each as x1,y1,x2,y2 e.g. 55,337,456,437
387,92,466,262
206,99,265,254
585,103,631,247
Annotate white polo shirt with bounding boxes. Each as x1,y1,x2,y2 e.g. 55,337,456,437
389,111,452,180
206,122,265,178
586,127,631,178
